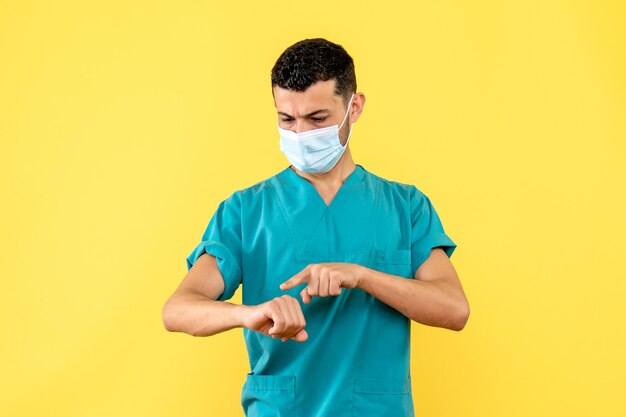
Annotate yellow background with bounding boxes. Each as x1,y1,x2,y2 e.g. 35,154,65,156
1,1,624,416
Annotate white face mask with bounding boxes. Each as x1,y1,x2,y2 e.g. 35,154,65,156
278,93,355,174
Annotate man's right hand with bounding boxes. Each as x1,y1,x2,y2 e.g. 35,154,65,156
239,295,308,342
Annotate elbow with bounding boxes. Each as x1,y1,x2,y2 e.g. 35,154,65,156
450,301,470,331
162,300,179,332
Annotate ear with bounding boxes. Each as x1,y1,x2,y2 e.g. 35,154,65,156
349,93,366,124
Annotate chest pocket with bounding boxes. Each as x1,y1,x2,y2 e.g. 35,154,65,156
241,373,296,417
370,248,413,277
297,248,411,273
368,249,414,309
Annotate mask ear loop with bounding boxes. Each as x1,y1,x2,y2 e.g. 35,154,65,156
338,93,355,131
338,93,355,147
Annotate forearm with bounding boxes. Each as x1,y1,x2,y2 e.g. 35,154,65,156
162,292,247,337
358,267,468,330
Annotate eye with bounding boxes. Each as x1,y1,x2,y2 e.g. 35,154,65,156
281,118,294,123
311,117,327,123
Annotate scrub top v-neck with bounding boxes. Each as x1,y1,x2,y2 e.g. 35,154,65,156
275,165,380,261
185,163,457,417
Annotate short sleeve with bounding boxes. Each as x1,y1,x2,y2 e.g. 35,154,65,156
185,196,243,301
410,186,457,276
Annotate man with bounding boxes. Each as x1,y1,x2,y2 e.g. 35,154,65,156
163,38,470,417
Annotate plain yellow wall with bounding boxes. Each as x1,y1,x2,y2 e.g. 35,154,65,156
1,1,624,416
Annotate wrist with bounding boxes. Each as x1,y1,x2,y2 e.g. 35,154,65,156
232,304,251,328
356,265,372,290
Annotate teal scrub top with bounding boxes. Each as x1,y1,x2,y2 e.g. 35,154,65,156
186,164,457,417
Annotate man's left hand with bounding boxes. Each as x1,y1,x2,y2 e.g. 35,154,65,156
279,263,366,304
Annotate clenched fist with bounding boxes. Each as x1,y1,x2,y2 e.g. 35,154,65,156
240,295,308,342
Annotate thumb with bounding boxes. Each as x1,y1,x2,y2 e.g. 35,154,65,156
292,329,308,342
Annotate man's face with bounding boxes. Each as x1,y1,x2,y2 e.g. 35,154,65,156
273,79,353,146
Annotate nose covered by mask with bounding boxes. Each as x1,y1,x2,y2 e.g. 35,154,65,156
278,93,355,174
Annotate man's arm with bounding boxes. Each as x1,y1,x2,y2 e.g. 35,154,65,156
358,247,470,331
162,253,246,336
279,247,470,331
162,253,308,341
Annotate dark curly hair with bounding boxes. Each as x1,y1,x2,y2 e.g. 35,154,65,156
271,38,357,107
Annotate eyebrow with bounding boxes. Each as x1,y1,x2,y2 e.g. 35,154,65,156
277,109,330,118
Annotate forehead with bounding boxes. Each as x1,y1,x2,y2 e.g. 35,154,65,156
273,79,342,113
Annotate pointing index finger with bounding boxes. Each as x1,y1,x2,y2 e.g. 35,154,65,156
279,265,312,290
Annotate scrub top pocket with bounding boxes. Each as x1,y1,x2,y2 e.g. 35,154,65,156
371,248,413,277
370,249,414,308
241,373,296,417
351,376,414,417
